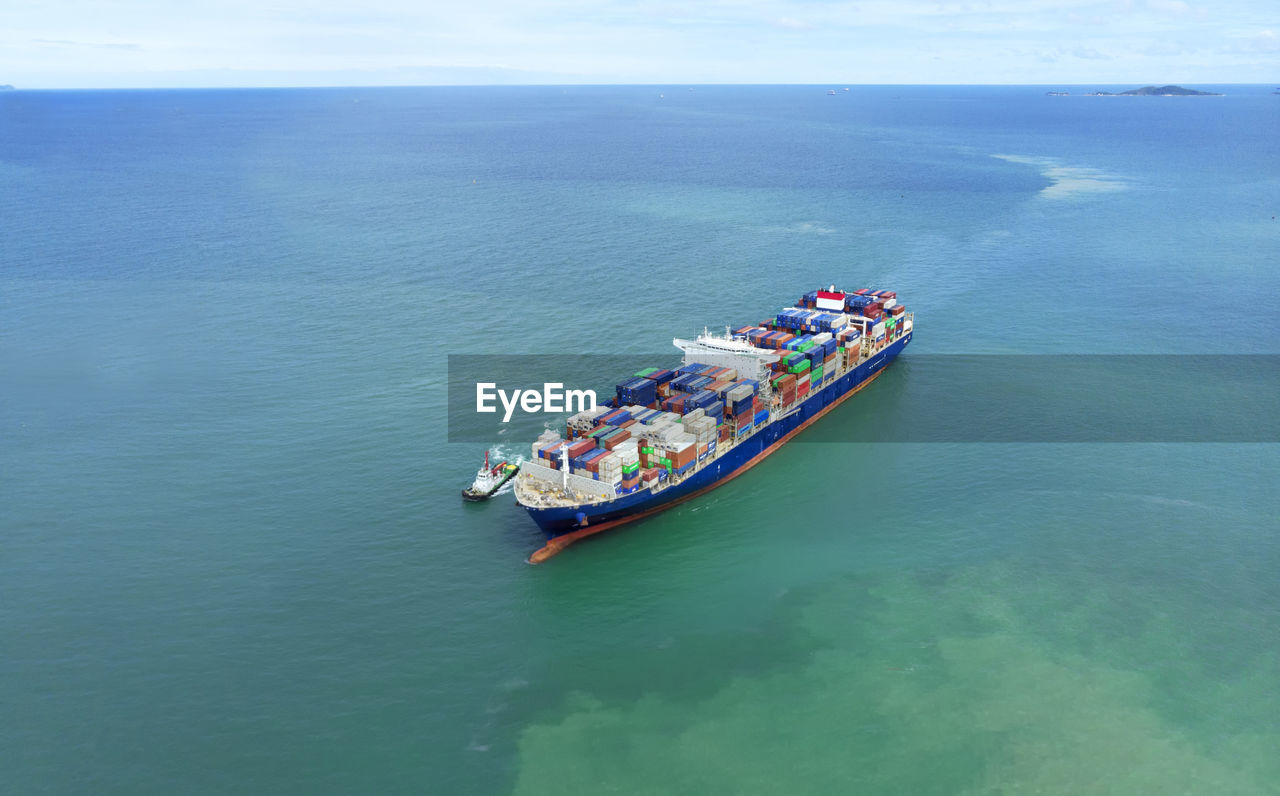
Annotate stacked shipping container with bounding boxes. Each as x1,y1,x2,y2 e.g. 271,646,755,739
531,286,904,498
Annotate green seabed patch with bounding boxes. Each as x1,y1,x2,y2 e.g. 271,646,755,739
512,561,1280,794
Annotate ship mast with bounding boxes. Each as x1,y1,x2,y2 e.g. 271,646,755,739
558,444,569,491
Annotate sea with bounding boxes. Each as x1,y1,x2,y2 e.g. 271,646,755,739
2,85,1278,793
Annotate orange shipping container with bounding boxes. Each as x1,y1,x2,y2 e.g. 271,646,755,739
671,446,696,469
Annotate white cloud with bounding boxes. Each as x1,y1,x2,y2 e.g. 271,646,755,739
33,39,143,50
1246,29,1279,52
1072,46,1112,60
1145,0,1191,12
773,17,814,30
0,0,1273,86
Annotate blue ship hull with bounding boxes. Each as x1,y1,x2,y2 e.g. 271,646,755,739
524,332,911,539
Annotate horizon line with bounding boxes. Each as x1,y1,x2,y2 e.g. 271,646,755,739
3,81,1272,92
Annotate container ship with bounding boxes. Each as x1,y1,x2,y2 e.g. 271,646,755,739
514,287,913,562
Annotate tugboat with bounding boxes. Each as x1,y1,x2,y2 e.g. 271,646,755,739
462,451,520,502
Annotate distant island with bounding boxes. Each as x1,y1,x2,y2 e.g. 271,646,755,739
1083,85,1221,96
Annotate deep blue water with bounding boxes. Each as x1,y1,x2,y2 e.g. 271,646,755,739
3,85,1278,793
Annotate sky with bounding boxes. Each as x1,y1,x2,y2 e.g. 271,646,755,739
2,0,1276,88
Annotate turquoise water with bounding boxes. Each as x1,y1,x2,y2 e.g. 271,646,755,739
3,85,1278,792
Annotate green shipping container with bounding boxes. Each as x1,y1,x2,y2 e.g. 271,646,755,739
635,367,660,377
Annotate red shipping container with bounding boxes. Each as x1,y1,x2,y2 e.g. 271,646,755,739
604,429,632,450
567,440,596,458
